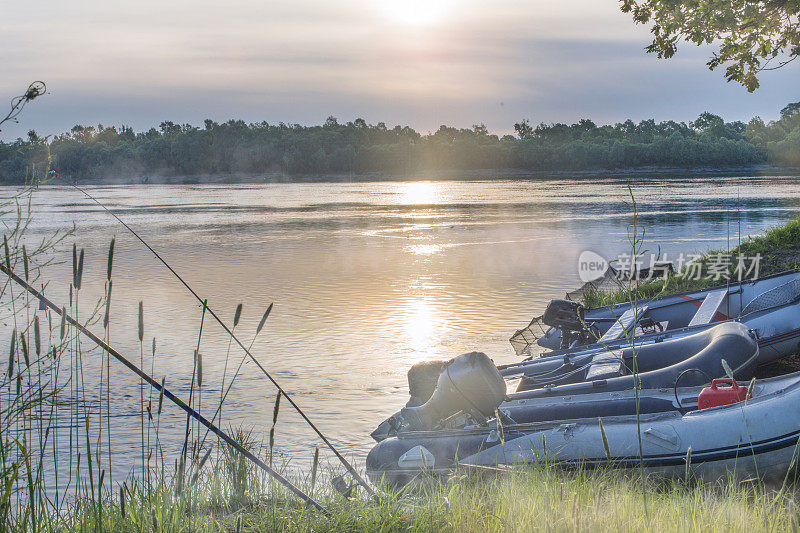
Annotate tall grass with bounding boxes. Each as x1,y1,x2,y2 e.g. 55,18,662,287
583,215,800,309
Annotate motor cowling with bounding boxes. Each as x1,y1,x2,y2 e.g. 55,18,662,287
542,299,586,331
400,352,506,431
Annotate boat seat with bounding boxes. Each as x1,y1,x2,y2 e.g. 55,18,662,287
597,305,648,343
687,289,727,326
585,351,625,380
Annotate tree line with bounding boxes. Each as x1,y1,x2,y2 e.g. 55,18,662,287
1,103,798,183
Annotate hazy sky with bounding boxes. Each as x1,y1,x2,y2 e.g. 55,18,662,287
2,0,798,140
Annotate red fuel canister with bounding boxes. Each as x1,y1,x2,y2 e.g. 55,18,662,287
698,378,748,409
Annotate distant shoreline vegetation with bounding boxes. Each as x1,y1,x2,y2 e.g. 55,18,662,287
1,103,798,184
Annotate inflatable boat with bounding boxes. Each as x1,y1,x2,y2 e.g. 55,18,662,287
511,269,800,361
367,347,800,486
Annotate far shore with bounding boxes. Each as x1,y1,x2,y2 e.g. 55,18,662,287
31,164,800,186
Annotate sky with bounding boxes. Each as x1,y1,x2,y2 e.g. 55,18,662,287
2,0,799,140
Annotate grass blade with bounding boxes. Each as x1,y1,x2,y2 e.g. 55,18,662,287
157,377,165,414
684,446,692,483
598,418,611,460
22,244,28,281
7,330,15,378
311,447,319,494
196,351,203,387
721,358,734,380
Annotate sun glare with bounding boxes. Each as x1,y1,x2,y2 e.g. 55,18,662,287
404,297,440,354
400,181,440,205
378,0,455,26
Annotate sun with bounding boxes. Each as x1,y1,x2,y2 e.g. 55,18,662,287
378,0,455,27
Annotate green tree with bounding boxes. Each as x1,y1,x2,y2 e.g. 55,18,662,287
514,119,534,139
620,0,800,91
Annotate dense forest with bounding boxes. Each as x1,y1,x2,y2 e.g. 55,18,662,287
1,103,798,183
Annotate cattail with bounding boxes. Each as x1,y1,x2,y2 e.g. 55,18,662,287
22,245,28,281
138,301,144,342
72,243,77,288
310,447,319,493
269,391,281,464
196,351,203,387
75,248,84,290
598,418,611,460
256,303,273,336
7,329,15,378
120,484,126,518
152,337,156,357
33,315,40,356
15,375,21,395
106,237,115,280
20,334,29,367
59,307,66,339
272,391,281,425
234,303,243,328
157,378,165,415
3,235,10,272
103,280,113,328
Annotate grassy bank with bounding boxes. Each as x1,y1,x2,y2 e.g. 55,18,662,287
59,463,800,532
582,216,800,309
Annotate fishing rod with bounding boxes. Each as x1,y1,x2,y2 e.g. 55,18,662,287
0,262,328,514
70,184,377,499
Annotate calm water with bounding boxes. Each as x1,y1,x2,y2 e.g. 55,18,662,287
10,176,800,482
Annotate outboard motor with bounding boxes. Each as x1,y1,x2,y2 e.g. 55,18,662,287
542,299,585,331
400,352,506,431
542,299,587,348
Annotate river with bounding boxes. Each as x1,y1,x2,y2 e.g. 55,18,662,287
10,175,800,484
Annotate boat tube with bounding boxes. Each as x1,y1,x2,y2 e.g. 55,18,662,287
514,322,758,393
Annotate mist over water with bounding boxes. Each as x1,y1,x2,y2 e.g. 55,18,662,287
11,176,800,481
